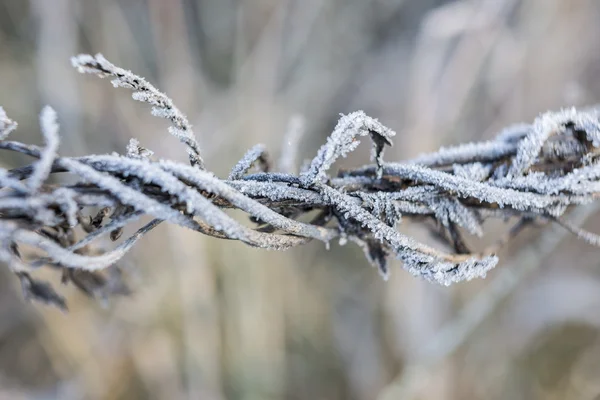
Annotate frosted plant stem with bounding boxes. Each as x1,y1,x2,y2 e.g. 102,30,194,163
3,53,600,309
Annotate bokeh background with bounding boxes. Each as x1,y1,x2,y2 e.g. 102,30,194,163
2,0,600,399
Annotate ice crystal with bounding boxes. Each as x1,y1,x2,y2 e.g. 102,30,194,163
2,53,600,309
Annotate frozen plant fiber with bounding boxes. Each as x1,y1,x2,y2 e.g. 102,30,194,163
2,53,600,309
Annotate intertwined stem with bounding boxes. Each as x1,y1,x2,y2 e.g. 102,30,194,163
2,54,600,310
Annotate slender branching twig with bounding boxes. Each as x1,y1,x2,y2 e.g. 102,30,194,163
2,53,600,310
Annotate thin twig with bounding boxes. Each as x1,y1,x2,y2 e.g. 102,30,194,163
2,54,600,308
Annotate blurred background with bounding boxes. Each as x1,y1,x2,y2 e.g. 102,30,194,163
2,0,600,399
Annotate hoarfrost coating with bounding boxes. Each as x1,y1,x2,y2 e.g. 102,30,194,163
3,54,600,308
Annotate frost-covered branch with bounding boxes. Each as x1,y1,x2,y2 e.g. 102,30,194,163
2,54,600,309
71,53,205,169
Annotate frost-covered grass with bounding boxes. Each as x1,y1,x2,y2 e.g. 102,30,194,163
2,54,600,310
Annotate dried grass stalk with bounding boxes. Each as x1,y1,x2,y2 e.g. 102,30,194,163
2,53,600,309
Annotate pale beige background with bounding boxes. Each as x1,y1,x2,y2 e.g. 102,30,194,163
1,0,600,399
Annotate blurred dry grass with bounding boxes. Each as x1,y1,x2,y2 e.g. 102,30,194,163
2,0,600,399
